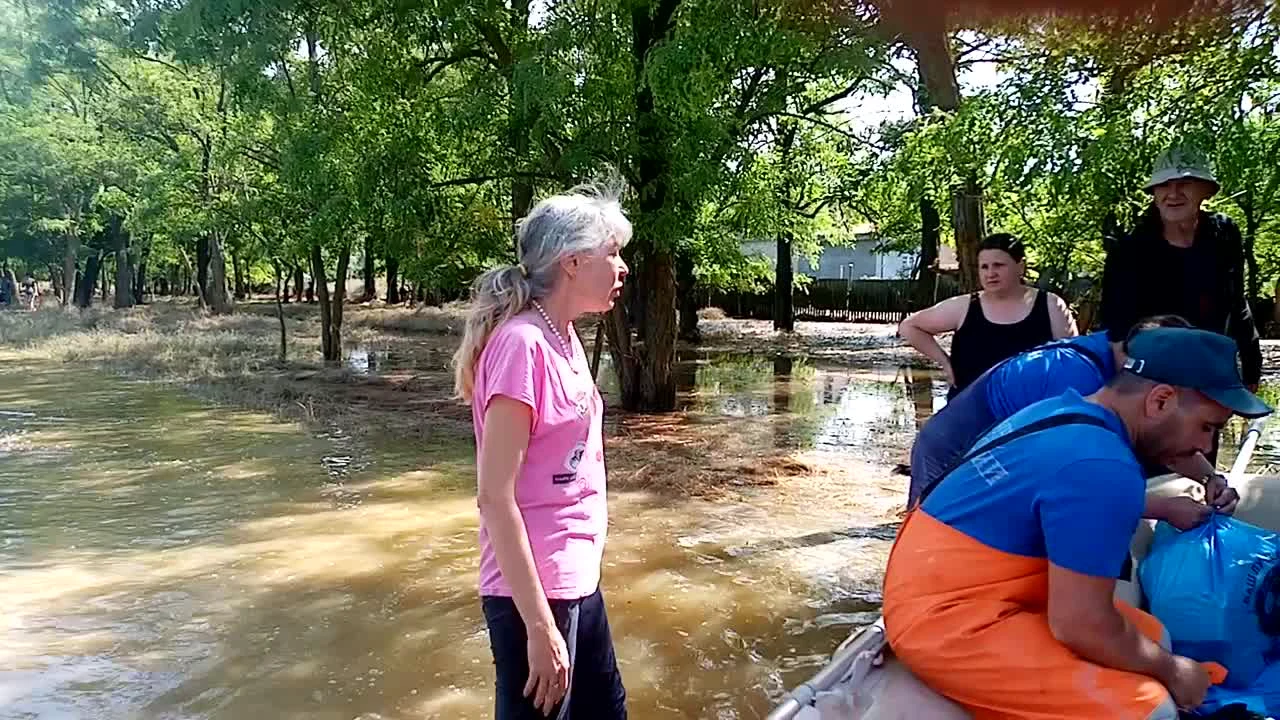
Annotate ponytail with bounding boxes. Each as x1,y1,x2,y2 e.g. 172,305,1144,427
452,264,533,401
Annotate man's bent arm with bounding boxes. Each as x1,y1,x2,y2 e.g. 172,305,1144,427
1047,562,1176,683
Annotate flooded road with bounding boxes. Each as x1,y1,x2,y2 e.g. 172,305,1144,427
0,352,927,719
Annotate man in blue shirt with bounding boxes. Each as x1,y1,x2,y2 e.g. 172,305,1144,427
907,314,1238,530
885,326,1272,719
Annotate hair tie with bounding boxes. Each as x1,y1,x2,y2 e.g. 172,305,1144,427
516,263,529,278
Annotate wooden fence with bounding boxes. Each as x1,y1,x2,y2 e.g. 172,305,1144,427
707,276,962,324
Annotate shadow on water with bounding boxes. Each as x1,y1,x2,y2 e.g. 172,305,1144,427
0,356,899,719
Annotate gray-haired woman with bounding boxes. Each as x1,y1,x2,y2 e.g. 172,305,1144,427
453,184,631,720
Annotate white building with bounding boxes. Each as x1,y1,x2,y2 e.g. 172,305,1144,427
741,225,957,281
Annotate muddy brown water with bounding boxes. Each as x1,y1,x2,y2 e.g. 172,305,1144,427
4,345,1276,719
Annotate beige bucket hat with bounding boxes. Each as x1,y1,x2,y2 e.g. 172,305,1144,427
1144,144,1220,196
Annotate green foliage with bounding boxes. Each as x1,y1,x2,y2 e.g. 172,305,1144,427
2,0,1280,319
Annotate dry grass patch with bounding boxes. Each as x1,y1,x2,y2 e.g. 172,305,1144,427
605,413,829,498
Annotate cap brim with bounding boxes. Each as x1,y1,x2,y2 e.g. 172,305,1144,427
1204,386,1273,419
1144,172,1220,195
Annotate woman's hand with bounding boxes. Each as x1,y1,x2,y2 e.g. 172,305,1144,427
525,623,571,715
898,295,968,383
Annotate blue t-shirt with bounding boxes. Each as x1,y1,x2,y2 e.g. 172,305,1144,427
984,331,1116,419
908,332,1119,506
921,389,1146,578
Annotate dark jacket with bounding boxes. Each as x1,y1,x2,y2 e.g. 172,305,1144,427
1100,207,1262,386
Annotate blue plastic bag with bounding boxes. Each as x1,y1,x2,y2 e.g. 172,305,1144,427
1139,514,1280,689
1199,658,1280,715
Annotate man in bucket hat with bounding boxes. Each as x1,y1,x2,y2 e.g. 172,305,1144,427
884,326,1271,720
1100,143,1262,465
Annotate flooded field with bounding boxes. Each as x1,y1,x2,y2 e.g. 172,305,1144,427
0,345,939,719
5,305,1279,720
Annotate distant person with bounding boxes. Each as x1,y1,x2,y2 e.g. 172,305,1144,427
899,233,1077,399
906,314,1239,522
452,184,630,720
20,274,38,311
1101,144,1262,462
885,327,1272,720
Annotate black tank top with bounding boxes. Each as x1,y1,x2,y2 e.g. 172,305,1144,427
949,289,1054,394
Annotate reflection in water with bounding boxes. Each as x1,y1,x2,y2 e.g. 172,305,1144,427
597,351,948,462
0,357,893,719
345,344,453,376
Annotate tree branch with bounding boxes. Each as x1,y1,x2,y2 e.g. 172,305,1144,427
429,171,564,189
421,48,490,85
473,20,513,72
133,52,189,78
279,55,296,99
802,76,869,115
239,148,281,171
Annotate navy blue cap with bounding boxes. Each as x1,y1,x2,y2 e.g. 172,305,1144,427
1122,327,1271,418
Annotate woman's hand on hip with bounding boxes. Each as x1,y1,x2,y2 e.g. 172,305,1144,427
525,622,571,715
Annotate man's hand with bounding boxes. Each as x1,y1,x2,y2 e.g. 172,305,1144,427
1145,495,1212,531
1161,655,1212,710
1205,474,1240,515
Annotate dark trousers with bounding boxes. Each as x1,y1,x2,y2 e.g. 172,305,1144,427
482,588,627,720
909,380,999,508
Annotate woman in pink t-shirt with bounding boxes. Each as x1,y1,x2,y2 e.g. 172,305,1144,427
453,184,631,720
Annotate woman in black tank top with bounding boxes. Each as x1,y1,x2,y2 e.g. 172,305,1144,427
898,233,1077,398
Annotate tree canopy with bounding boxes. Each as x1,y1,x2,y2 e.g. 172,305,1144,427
2,0,1277,409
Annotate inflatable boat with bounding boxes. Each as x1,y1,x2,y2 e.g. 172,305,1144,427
767,419,1271,720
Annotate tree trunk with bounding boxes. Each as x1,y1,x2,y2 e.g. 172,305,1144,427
274,261,288,363
362,235,376,302
385,254,401,304
605,0,683,412
605,247,678,411
47,263,64,304
310,243,336,362
293,265,304,302
196,235,210,305
1245,212,1261,302
110,215,134,309
951,176,985,293
206,232,233,314
100,255,109,303
62,233,78,307
590,318,606,381
906,21,983,291
677,249,701,341
774,234,794,332
329,243,351,360
134,246,148,304
77,252,101,308
915,197,940,309
232,250,248,300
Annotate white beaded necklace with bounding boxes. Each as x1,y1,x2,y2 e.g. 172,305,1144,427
532,300,579,372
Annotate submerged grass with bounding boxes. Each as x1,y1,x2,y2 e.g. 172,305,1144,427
0,300,474,444
0,298,904,501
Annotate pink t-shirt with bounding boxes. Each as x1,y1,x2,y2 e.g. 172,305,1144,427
472,311,608,600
